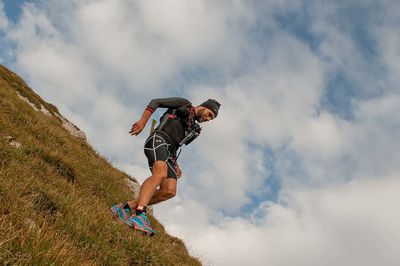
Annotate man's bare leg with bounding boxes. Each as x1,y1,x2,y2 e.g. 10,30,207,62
127,178,177,209
134,161,169,208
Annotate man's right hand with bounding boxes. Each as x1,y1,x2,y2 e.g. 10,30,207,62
129,119,146,136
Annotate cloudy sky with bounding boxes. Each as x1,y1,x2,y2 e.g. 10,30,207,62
1,1,400,265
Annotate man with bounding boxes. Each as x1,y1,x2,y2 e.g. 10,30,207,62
111,97,221,235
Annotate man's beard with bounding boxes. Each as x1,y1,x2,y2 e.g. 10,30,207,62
196,109,206,123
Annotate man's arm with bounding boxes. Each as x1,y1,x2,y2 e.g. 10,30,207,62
146,97,190,113
129,97,190,136
129,108,152,136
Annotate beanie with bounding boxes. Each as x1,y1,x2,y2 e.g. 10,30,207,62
200,99,221,117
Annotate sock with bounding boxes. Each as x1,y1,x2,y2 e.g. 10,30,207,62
123,203,131,211
135,205,147,215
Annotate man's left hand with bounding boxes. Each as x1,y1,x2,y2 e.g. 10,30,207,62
175,164,182,178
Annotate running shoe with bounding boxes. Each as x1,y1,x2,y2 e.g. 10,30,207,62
111,203,131,222
125,212,156,236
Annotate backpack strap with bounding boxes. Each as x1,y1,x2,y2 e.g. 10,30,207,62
149,118,157,135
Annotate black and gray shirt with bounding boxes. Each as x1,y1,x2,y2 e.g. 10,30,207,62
146,97,199,152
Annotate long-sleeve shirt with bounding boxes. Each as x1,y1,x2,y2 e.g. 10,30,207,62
146,97,191,114
146,97,197,152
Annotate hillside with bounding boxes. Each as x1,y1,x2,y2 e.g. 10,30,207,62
0,65,201,265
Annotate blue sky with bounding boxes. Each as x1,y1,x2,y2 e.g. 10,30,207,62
2,0,26,22
1,1,400,265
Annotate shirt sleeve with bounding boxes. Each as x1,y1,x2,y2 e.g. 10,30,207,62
146,97,191,113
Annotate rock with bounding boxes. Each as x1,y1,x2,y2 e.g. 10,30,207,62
124,177,141,196
17,91,87,141
3,136,22,149
3,136,12,141
9,140,21,149
17,92,51,116
24,218,37,229
17,92,37,110
39,104,51,116
124,177,153,215
61,118,87,141
54,113,87,141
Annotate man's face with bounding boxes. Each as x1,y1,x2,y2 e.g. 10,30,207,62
197,107,215,123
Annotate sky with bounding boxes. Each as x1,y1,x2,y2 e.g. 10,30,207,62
1,0,400,265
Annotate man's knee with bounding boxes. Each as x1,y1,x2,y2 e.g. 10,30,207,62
152,161,168,181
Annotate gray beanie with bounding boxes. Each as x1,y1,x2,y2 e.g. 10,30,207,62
200,99,221,117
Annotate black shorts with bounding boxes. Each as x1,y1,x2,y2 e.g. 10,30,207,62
144,132,178,179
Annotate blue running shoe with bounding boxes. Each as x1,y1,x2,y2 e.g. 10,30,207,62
111,203,130,222
125,212,156,236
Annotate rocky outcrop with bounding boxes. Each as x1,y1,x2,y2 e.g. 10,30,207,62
16,91,87,141
55,114,87,141
17,91,51,116
124,177,153,214
3,135,22,149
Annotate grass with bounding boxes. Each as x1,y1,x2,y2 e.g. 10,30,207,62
0,65,201,265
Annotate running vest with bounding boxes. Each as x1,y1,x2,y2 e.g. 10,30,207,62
154,104,201,151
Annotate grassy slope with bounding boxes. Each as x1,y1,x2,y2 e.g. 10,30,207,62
0,65,200,266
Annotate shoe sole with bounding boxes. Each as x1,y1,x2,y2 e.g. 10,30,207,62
125,220,156,236
132,225,156,237
112,207,155,236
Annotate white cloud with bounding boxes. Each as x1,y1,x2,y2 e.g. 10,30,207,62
180,32,326,211
2,1,400,265
6,3,98,110
158,176,400,266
